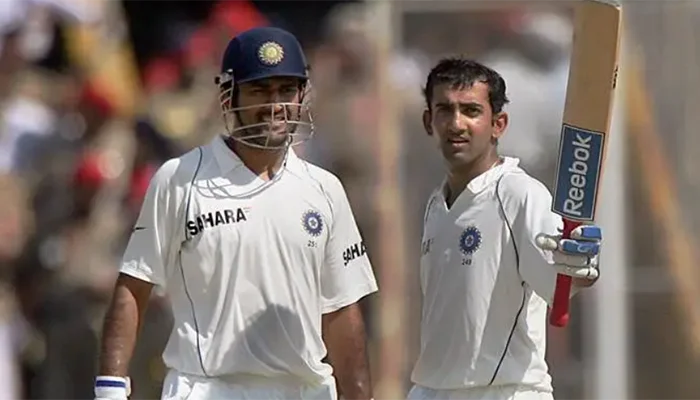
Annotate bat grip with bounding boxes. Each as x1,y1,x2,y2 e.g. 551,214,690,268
549,219,581,327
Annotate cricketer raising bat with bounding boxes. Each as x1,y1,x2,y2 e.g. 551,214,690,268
550,0,622,327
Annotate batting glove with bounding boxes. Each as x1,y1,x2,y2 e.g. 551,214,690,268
94,376,131,400
535,224,601,280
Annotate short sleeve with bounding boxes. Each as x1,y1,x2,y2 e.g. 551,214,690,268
120,160,181,288
508,176,563,306
321,178,379,314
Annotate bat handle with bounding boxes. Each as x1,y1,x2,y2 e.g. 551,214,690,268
549,219,581,327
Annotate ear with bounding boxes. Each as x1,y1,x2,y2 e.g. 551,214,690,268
422,108,433,136
491,111,509,141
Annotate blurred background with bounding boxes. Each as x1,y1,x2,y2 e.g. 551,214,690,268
0,0,698,399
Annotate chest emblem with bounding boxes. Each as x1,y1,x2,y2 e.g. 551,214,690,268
459,226,482,256
302,210,324,237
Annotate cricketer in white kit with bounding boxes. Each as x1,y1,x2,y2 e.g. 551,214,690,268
407,58,603,400
95,27,378,400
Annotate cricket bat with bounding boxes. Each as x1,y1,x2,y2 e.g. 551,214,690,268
550,0,622,327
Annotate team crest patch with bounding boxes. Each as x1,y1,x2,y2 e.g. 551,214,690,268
459,226,482,255
302,210,324,237
258,41,284,66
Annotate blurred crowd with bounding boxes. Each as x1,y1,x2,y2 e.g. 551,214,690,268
1,0,698,399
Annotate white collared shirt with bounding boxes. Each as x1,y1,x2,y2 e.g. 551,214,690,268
411,157,562,391
120,135,378,382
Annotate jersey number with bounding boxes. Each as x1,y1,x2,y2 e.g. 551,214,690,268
307,240,317,248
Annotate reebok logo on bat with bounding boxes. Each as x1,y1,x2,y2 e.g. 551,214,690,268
552,125,605,222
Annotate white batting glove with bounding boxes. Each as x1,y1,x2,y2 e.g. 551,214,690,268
94,376,131,400
535,224,602,281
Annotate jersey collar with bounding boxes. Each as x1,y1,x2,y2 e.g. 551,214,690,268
212,135,303,175
465,156,520,194
212,135,242,174
442,156,520,200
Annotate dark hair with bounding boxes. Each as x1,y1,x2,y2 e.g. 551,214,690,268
423,57,509,114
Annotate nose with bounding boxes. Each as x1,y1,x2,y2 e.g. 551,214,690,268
448,111,468,131
271,102,284,113
264,87,284,103
266,91,285,113
258,93,284,118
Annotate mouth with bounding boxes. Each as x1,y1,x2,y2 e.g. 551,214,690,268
258,116,285,125
260,117,286,126
261,117,285,123
261,121,288,136
446,137,470,146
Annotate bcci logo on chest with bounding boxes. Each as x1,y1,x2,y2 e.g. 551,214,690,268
302,210,324,237
302,209,324,249
459,225,481,266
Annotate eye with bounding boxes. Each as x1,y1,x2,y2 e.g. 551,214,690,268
435,104,451,113
282,86,298,95
462,106,481,117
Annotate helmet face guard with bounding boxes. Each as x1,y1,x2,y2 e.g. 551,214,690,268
217,71,314,150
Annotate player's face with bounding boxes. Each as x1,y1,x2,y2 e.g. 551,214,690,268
235,77,304,147
423,82,507,170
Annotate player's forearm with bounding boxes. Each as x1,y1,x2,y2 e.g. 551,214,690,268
98,284,143,376
322,304,373,400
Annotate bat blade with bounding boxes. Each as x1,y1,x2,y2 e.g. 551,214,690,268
549,0,622,327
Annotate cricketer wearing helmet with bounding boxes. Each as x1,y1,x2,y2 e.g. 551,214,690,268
95,27,378,400
217,28,314,150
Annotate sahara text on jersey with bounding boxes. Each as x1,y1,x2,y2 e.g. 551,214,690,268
186,208,248,236
343,241,367,266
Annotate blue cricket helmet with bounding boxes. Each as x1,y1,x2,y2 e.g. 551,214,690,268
216,26,314,150
219,27,309,83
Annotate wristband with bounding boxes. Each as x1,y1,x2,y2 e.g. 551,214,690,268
94,376,131,399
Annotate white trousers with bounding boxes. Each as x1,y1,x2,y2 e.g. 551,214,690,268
407,384,554,400
160,369,338,400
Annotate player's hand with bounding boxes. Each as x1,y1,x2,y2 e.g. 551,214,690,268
535,225,601,281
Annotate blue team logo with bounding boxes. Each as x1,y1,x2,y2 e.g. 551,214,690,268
302,210,324,237
459,226,482,255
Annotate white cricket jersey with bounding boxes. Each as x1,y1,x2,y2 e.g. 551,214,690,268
120,135,378,383
411,157,562,392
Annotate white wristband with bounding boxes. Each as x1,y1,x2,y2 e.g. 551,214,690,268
94,376,131,400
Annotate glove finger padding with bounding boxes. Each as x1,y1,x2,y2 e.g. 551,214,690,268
559,239,600,256
569,225,602,241
536,229,601,281
551,263,599,280
552,251,593,268
535,233,559,252
548,251,599,280
535,233,600,256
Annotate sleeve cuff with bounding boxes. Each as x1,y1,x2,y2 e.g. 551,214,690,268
119,262,164,288
322,281,378,314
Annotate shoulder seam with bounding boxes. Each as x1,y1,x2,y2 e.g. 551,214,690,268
167,146,211,187
423,191,439,227
493,170,549,201
290,158,337,227
163,146,205,251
